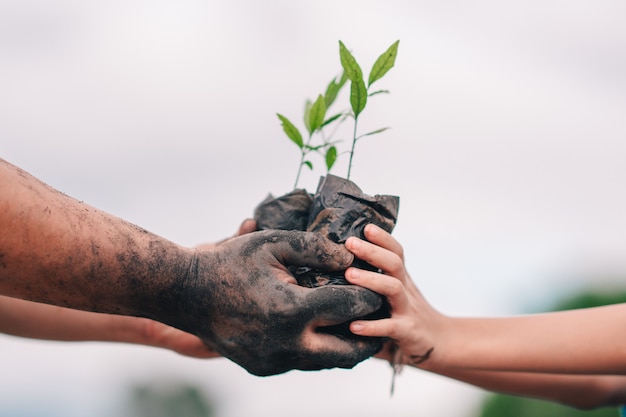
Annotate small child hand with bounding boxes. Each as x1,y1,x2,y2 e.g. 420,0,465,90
345,224,441,367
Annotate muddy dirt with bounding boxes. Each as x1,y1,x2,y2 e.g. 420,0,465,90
254,174,399,321
255,174,399,281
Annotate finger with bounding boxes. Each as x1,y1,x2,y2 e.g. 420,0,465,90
345,236,405,278
270,230,354,271
236,218,257,236
345,267,404,300
301,328,383,370
304,284,382,324
345,268,410,315
350,317,398,338
364,224,405,261
179,346,222,359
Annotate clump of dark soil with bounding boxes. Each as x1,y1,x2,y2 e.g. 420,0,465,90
255,174,399,286
254,174,399,341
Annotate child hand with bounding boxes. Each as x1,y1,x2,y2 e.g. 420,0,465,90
345,224,441,367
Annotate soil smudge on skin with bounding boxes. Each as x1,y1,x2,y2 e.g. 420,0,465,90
410,347,434,365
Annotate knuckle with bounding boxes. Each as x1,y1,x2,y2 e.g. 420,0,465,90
386,279,404,297
353,239,373,259
397,246,405,262
388,254,405,277
384,321,399,339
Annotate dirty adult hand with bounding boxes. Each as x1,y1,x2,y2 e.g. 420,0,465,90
0,159,381,376
168,230,384,376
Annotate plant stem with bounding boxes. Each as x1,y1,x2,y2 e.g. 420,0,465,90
347,116,359,181
294,133,314,189
294,152,304,189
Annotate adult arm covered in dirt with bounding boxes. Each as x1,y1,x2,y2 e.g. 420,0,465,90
0,158,382,375
0,220,257,359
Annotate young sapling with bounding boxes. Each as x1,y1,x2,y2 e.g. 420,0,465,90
339,40,399,180
253,39,403,384
277,71,348,189
260,40,401,246
277,40,399,187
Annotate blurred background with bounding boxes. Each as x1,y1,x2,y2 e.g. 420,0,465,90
1,0,626,416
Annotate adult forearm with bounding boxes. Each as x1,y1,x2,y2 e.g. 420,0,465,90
0,159,193,320
426,304,626,374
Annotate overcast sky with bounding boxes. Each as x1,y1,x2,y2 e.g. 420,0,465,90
2,1,626,416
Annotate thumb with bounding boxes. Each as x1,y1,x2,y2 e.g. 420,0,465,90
236,218,257,236
305,284,382,324
271,231,354,271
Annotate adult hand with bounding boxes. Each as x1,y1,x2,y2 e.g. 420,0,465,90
141,219,261,359
166,230,384,376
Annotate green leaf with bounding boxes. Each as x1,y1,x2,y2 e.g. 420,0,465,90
324,71,349,108
324,78,340,108
357,127,390,139
307,94,326,133
304,160,313,170
339,41,363,82
350,77,367,118
277,113,303,149
338,70,348,88
368,89,390,97
325,145,337,171
303,99,312,134
320,112,343,128
368,40,399,87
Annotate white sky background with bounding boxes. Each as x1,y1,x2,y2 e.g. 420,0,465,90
1,1,626,416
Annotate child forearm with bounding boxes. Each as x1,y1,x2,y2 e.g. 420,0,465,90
428,304,626,374
428,367,626,409
0,295,150,343
0,295,218,358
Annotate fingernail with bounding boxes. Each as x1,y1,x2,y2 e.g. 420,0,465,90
351,322,364,333
365,224,378,237
347,237,361,250
346,268,360,281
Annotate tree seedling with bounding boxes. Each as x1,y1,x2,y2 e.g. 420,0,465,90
277,71,348,189
277,40,399,188
339,40,399,180
256,42,402,375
